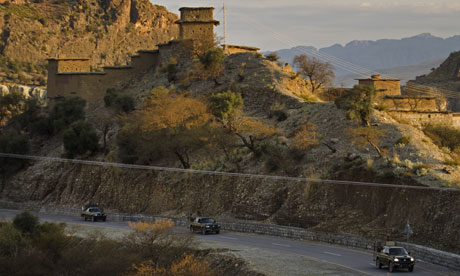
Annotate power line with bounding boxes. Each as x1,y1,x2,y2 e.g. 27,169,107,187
1,153,458,192
233,11,460,100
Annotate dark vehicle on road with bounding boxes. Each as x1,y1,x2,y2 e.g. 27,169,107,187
189,217,220,234
81,206,107,222
374,244,415,272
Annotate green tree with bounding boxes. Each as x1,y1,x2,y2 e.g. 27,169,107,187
199,47,226,70
208,91,278,153
0,91,26,126
13,211,39,235
347,126,386,158
265,52,280,62
50,96,86,132
63,120,99,158
293,54,335,94
118,87,214,169
208,91,243,120
0,131,30,175
336,85,376,126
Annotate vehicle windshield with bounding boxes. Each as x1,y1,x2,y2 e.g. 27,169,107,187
200,218,215,223
389,248,408,255
89,208,101,212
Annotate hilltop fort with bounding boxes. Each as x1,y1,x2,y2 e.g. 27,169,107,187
46,7,258,106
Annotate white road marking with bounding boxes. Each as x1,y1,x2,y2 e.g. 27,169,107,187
272,243,291,247
324,251,342,257
219,236,238,240
369,263,375,266
417,259,424,262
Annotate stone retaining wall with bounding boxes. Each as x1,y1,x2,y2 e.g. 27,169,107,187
1,200,459,271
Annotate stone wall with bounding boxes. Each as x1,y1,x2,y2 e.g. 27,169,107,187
389,111,455,127
47,51,160,104
1,199,459,271
382,97,440,112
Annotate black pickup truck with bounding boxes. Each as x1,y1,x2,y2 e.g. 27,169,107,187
81,206,107,222
374,244,415,272
189,217,220,234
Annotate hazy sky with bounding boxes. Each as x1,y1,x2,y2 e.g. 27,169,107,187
151,0,460,51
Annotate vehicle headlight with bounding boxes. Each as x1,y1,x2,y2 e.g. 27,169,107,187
394,258,399,262
410,257,414,262
206,225,210,228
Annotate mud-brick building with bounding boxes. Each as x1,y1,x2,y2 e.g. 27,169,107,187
357,74,460,127
46,7,220,105
357,74,443,112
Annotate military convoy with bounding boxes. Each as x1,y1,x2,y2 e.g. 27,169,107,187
374,241,415,272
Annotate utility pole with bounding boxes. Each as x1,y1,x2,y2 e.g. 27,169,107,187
223,2,227,46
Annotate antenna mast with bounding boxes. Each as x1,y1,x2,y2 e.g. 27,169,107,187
223,2,227,46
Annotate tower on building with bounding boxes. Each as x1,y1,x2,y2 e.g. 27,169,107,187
176,7,220,54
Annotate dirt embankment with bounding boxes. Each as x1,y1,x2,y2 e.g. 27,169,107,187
2,161,460,254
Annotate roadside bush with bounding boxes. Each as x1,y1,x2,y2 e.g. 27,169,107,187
0,223,25,258
13,211,39,235
63,120,99,158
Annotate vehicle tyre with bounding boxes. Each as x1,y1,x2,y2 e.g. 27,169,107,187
376,258,381,269
201,228,206,235
388,262,394,272
409,265,414,272
102,217,106,222
215,230,220,234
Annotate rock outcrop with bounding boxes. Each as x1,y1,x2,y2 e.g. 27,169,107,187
0,0,179,85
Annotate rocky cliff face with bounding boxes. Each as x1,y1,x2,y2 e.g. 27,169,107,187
0,0,178,85
413,51,460,110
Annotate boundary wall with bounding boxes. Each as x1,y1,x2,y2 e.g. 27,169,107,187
1,200,459,271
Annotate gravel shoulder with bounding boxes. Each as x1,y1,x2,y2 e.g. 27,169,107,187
67,222,364,276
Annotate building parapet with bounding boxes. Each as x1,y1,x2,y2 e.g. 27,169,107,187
56,72,106,75
103,66,133,70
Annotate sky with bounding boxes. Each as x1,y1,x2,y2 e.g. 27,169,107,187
151,0,460,51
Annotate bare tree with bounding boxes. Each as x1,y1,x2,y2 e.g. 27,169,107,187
293,55,335,94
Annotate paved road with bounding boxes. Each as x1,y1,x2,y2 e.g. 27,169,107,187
0,209,458,276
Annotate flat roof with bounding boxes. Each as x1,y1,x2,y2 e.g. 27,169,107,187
223,44,260,51
138,49,159,53
47,58,90,61
103,66,133,70
179,7,214,10
57,72,106,75
356,78,401,81
385,95,437,100
175,19,220,25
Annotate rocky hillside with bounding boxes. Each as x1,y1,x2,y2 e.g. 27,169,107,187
2,51,460,254
0,0,178,85
273,33,460,77
412,51,460,111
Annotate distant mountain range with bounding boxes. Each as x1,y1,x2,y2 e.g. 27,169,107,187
270,33,460,86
